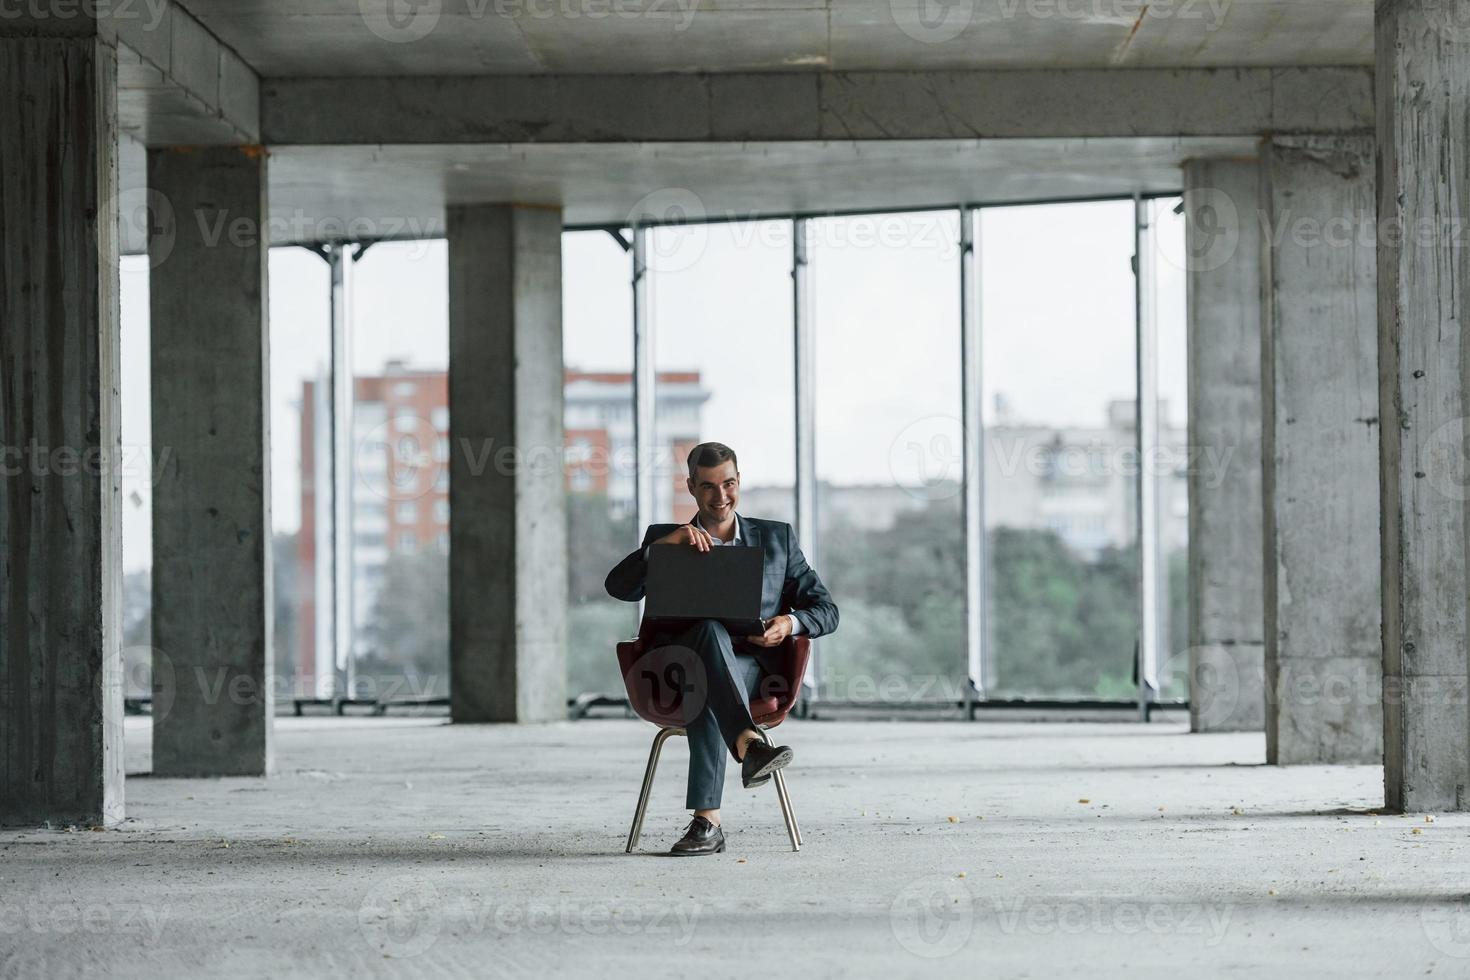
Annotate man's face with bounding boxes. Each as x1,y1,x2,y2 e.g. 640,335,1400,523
688,460,740,524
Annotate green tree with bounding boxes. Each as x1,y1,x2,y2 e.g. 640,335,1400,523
357,548,449,697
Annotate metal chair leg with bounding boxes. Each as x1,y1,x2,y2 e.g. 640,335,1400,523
626,727,680,853
758,728,802,852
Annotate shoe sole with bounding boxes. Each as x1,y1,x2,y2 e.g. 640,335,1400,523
669,840,726,856
742,746,793,789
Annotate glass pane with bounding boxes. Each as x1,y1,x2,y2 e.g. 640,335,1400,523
812,210,965,704
349,241,449,701
980,200,1139,699
119,256,152,710
564,230,637,696
1153,196,1190,701
269,247,331,704
651,219,795,527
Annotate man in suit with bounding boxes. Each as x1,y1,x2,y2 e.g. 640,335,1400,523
605,441,839,856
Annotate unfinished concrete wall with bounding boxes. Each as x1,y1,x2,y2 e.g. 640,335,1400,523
1260,135,1382,765
1184,157,1267,733
0,33,124,826
447,204,567,723
149,146,273,776
1376,0,1470,812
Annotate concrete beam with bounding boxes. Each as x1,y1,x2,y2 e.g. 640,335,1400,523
1259,135,1382,765
4,0,260,144
149,145,273,777
261,68,1373,146
448,204,567,723
1376,0,1470,812
1183,157,1266,733
113,1,260,145
0,34,125,827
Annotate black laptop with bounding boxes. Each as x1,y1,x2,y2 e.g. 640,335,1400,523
645,544,767,636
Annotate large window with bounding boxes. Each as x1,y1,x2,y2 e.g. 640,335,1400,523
811,211,965,703
349,241,450,701
269,247,332,703
1152,196,1190,701
119,256,152,708
651,219,795,525
564,230,636,696
979,201,1140,699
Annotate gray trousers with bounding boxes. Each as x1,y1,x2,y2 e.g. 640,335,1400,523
651,619,784,811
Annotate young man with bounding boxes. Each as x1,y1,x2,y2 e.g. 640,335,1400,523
604,442,839,855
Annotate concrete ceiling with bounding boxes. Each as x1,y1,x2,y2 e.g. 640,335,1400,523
117,134,1256,252
179,0,1372,77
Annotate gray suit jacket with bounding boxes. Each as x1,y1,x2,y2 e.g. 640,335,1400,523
604,515,840,638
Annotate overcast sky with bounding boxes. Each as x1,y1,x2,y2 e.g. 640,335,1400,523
119,199,1185,571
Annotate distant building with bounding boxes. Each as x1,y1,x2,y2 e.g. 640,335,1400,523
298,363,709,686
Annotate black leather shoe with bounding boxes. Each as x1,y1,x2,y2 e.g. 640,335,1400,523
741,740,793,789
669,815,725,856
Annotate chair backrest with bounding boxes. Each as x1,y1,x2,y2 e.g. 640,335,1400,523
617,623,810,729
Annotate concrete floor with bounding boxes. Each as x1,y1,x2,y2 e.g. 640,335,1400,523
3,716,1466,978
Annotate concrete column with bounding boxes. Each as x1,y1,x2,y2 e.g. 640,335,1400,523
0,32,124,826
1259,135,1382,765
447,204,567,722
1376,0,1470,811
149,146,273,776
1183,158,1267,732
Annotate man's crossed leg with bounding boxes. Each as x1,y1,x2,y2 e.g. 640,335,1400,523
657,618,795,856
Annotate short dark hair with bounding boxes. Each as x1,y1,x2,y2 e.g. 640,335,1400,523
687,441,738,480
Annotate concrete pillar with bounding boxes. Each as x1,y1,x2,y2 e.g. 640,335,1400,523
149,146,273,776
447,204,567,722
0,31,124,826
1259,135,1382,765
1183,158,1267,732
1376,0,1470,811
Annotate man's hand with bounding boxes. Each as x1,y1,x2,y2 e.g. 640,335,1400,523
654,524,715,552
745,615,793,648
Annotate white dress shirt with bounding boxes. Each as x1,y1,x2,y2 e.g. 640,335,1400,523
693,512,805,637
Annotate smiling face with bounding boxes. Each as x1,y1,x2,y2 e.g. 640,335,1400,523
688,459,740,527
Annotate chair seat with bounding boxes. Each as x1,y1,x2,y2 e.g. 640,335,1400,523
749,696,780,721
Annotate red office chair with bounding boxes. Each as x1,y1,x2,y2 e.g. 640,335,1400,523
617,620,809,852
